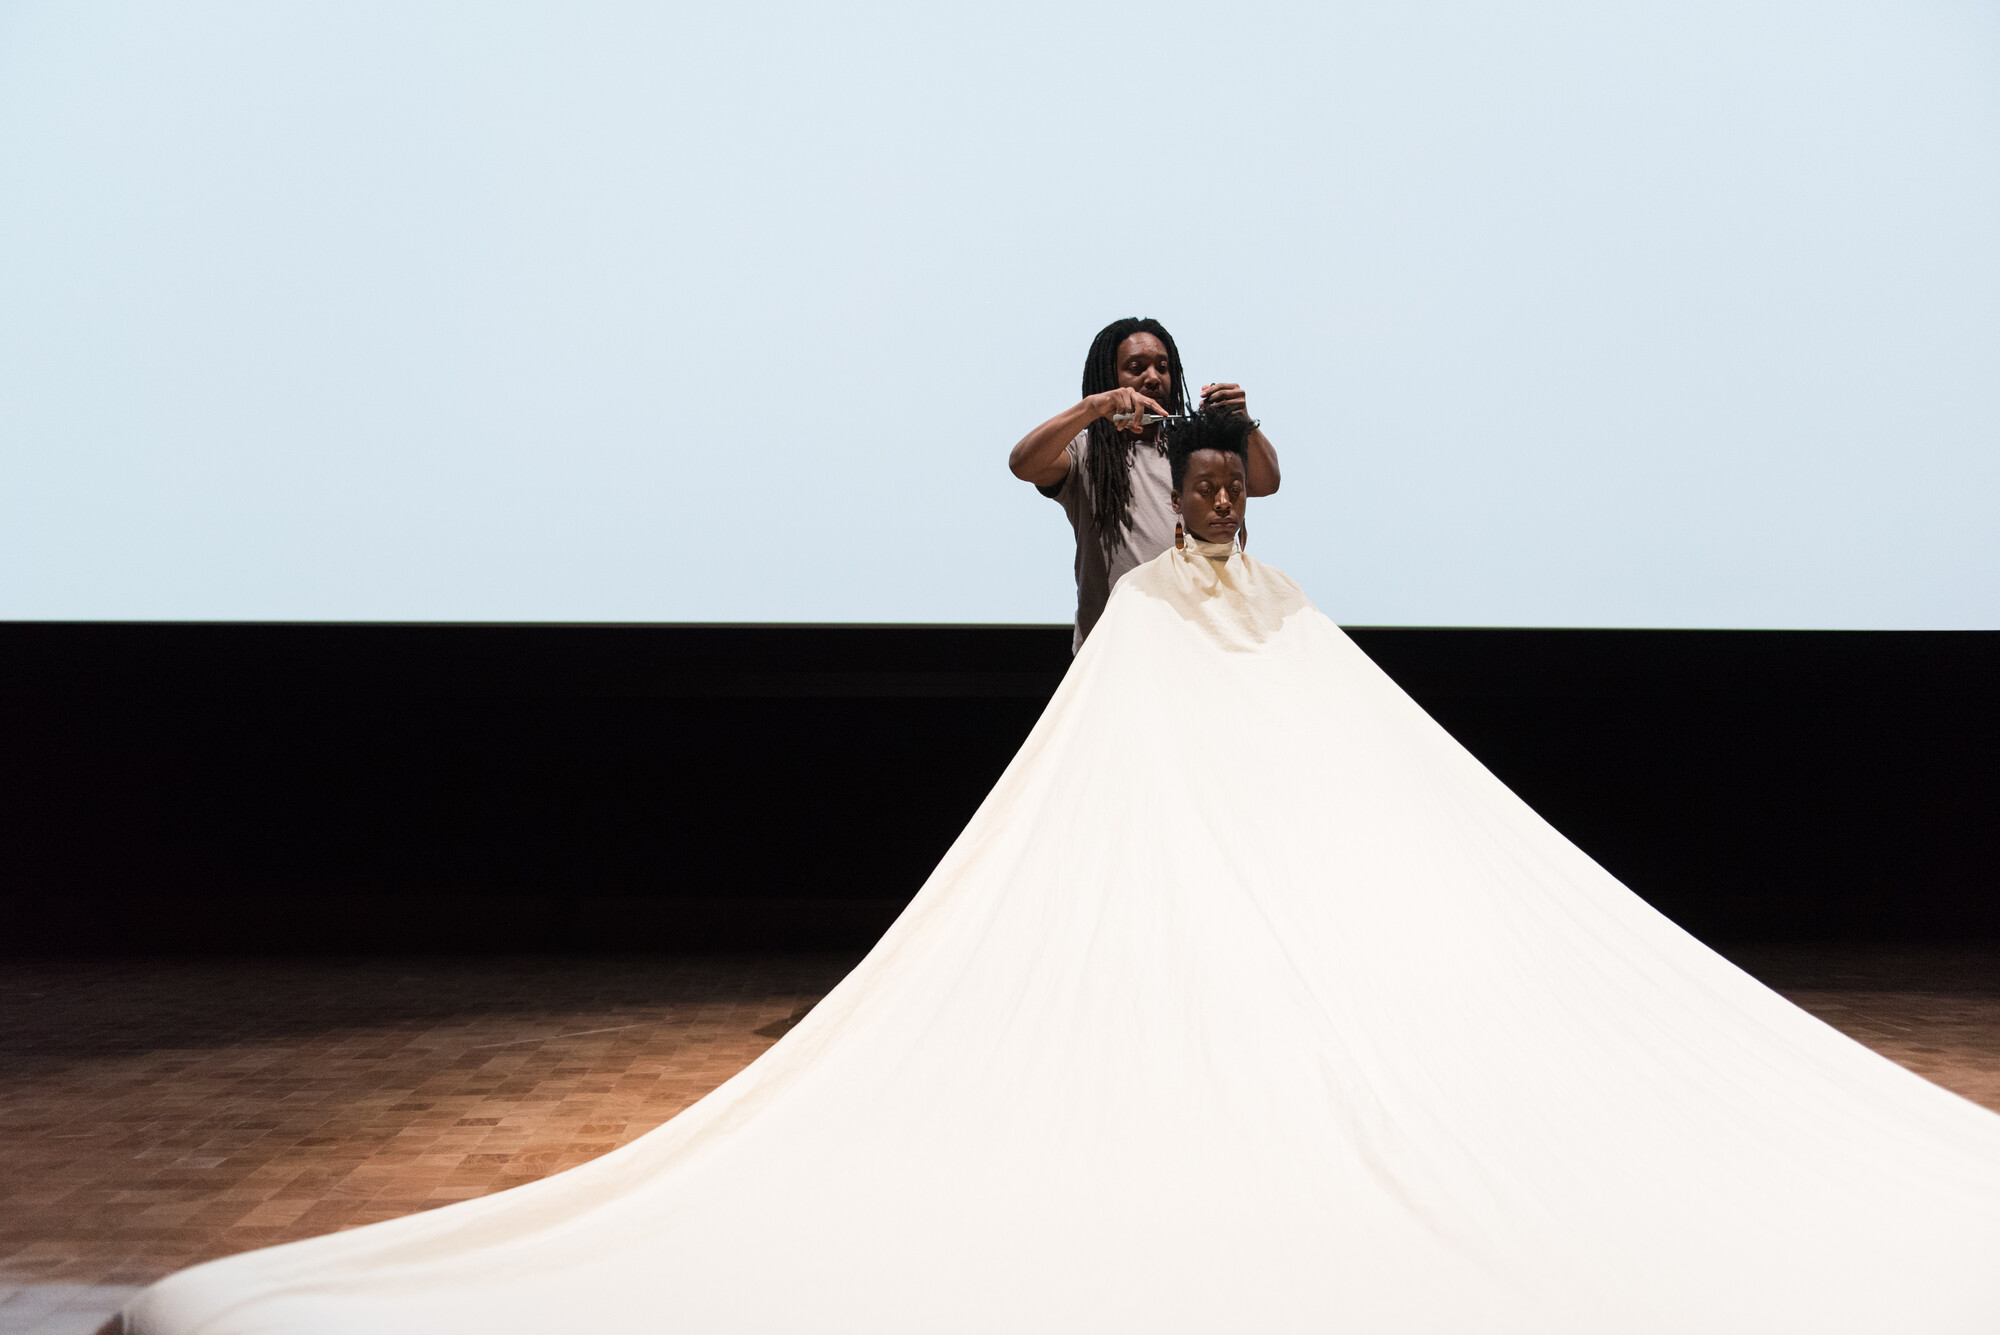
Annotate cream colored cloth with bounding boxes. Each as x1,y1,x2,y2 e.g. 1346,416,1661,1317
125,548,2000,1334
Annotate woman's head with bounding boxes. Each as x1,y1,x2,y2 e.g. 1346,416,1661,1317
1167,406,1256,545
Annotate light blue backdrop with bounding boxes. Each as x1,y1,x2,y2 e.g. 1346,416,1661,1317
3,1,1995,626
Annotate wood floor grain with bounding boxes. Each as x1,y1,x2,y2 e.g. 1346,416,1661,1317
0,956,856,1294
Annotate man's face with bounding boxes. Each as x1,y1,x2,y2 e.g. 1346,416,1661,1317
1172,448,1248,544
1116,332,1173,406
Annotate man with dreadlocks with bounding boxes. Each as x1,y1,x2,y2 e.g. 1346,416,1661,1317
1008,317,1280,649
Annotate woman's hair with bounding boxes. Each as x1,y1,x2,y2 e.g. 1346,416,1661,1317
1079,318,1191,551
1166,404,1259,490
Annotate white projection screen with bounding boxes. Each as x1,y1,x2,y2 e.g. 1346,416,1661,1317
2,0,1996,628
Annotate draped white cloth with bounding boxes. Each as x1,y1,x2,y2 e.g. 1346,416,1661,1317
125,542,2000,1334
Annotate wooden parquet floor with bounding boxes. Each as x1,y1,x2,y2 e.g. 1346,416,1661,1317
0,954,857,1330
2,945,1998,1332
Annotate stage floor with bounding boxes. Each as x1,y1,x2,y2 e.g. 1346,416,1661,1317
3,945,1998,1333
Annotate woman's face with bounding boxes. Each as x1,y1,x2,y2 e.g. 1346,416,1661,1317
1172,448,1247,544
1115,332,1173,405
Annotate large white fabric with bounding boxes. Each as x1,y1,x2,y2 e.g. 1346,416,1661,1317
126,543,2000,1334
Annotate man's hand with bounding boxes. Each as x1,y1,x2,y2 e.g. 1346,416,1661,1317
1200,382,1280,496
1199,382,1251,420
1088,387,1172,434
1010,387,1178,488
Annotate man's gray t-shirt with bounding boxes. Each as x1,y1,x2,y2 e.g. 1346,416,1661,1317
1042,431,1179,652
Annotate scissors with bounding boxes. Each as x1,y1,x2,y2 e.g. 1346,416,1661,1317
1108,410,1189,430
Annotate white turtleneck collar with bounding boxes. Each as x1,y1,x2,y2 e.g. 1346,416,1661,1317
1179,534,1240,561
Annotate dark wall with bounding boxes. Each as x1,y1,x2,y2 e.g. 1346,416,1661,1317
2,623,1994,952
1356,629,1999,940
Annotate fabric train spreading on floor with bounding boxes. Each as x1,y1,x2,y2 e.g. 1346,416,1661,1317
123,542,2000,1333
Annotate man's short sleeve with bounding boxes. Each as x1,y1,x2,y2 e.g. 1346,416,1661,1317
1037,433,1087,502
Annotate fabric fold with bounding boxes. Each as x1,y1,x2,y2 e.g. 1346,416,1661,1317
122,548,2000,1335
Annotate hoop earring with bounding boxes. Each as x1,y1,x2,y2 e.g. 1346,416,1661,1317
1174,522,1185,551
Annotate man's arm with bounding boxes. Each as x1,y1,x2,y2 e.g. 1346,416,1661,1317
1246,426,1281,498
1200,383,1280,496
1009,389,1169,489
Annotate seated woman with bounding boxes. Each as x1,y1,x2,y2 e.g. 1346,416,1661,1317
123,418,2000,1334
1166,404,1251,553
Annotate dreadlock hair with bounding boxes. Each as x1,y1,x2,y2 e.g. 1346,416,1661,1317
1165,404,1259,490
1080,317,1191,553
